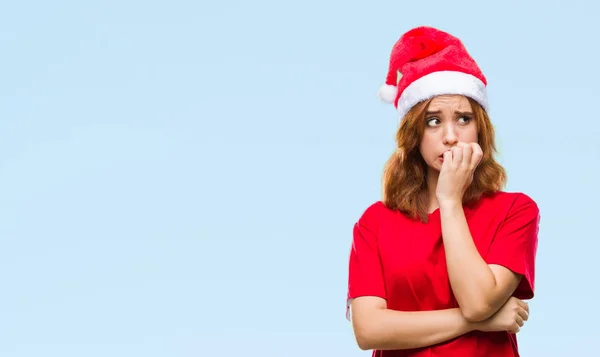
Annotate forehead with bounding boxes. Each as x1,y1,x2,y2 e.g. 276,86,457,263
427,95,472,111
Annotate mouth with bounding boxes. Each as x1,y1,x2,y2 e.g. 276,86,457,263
439,151,448,162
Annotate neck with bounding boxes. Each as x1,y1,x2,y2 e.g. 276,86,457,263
426,168,440,213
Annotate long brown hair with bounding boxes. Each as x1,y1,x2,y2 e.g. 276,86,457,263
382,97,506,222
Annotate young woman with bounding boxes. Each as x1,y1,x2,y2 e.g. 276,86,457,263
346,26,540,357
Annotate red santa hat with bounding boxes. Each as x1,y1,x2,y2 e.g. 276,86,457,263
377,26,489,120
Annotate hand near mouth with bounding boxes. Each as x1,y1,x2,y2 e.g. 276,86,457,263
435,142,483,204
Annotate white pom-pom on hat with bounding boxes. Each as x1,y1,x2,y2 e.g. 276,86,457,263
377,84,398,104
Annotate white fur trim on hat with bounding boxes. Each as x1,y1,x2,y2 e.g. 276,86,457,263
396,71,489,120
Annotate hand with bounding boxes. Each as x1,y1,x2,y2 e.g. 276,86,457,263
475,297,529,334
435,142,483,204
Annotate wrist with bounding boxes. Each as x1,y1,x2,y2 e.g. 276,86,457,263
467,319,482,332
437,198,462,211
456,308,479,333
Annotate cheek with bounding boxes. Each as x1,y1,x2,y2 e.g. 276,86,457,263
472,131,479,142
470,125,479,141
419,136,435,158
462,127,479,142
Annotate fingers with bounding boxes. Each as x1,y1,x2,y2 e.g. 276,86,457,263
452,142,482,170
516,315,525,327
458,142,472,168
517,299,529,313
441,150,452,171
514,301,529,333
518,307,529,322
451,145,463,167
517,301,529,321
509,315,524,334
470,142,483,168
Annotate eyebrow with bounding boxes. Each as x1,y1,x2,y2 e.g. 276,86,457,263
425,110,474,116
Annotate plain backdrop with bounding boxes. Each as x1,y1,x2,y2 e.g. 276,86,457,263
1,0,598,356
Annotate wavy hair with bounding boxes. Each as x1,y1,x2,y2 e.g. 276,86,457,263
382,97,507,222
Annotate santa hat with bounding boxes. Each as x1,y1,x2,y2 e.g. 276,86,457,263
377,26,489,120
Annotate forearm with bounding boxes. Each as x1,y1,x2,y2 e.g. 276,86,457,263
439,201,503,320
354,307,475,350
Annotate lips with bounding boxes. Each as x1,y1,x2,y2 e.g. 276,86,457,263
439,151,449,162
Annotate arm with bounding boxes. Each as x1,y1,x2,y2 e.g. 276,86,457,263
350,296,476,351
435,144,539,322
439,200,522,322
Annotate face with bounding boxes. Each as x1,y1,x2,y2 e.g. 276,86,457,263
419,95,478,172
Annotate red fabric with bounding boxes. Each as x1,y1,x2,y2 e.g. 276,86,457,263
382,26,487,108
347,191,540,357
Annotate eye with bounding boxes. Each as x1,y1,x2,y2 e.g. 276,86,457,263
426,117,441,127
458,116,472,124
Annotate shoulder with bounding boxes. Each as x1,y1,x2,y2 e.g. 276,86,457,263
356,200,391,220
354,201,397,228
477,191,540,223
480,191,539,212
361,201,389,216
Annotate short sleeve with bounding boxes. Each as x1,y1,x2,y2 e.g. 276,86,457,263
485,193,540,300
346,202,387,320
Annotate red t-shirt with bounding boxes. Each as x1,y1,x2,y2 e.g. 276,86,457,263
346,191,540,357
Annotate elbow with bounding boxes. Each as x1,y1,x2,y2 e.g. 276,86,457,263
461,304,495,323
353,320,383,350
350,298,388,350
354,328,375,350
357,339,372,351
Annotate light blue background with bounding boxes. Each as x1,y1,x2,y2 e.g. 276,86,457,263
1,1,598,356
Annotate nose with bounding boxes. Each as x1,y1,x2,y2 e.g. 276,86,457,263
442,123,458,146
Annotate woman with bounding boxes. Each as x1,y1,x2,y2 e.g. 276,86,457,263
346,26,540,357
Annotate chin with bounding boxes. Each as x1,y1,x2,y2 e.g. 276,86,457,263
426,159,442,172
